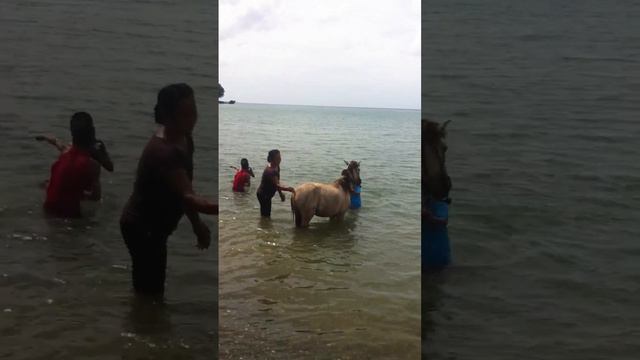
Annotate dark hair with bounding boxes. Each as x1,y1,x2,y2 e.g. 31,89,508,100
267,149,280,162
69,112,95,148
154,83,194,125
241,158,249,170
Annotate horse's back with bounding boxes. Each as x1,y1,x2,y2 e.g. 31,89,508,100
292,183,320,209
316,185,348,217
293,183,347,218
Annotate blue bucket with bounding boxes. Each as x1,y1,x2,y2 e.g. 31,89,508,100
350,185,362,209
422,200,450,270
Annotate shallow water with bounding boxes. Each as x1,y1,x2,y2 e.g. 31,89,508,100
219,103,421,358
423,1,640,359
0,1,218,358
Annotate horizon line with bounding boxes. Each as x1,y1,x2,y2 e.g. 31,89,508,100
220,101,420,111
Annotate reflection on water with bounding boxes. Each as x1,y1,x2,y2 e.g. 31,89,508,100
422,271,446,359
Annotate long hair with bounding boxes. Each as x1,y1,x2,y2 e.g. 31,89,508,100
267,149,280,163
70,112,95,148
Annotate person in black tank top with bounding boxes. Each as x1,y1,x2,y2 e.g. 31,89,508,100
256,149,295,217
120,84,218,297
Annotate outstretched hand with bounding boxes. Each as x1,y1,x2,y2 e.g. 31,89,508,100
91,140,114,172
193,220,211,250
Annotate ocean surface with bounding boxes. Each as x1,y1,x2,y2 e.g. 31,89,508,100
219,103,421,359
0,1,218,359
423,1,640,359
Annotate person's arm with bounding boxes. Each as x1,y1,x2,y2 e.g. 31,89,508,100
271,174,294,193
186,208,211,249
92,140,114,172
248,167,255,177
170,168,216,249
35,135,68,153
170,168,218,215
278,185,295,193
271,174,294,201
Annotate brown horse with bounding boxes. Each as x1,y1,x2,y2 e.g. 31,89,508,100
291,161,360,228
423,119,451,202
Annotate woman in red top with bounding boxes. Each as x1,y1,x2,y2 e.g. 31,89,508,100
43,112,103,218
232,158,254,192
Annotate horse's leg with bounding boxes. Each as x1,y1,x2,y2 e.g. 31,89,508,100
330,211,346,223
294,208,303,227
302,208,314,227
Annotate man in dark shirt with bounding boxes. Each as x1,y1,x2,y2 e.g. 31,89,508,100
120,83,218,297
256,149,295,217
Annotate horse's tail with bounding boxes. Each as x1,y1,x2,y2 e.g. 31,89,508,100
290,191,296,224
291,191,301,227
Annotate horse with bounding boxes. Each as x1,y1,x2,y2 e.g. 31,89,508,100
422,118,452,270
291,160,361,228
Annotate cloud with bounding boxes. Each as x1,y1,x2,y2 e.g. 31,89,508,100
220,4,278,41
220,0,420,109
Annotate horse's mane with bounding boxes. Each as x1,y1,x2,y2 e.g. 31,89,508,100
422,118,452,200
334,172,348,191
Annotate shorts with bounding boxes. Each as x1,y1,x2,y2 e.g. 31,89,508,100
120,220,169,296
257,191,273,217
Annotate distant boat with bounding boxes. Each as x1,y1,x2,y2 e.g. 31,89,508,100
218,100,236,104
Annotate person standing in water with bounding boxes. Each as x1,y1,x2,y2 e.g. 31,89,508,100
120,83,218,297
256,149,295,217
231,158,254,192
42,112,107,217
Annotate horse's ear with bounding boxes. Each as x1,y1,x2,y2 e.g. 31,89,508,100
440,120,452,136
344,160,349,166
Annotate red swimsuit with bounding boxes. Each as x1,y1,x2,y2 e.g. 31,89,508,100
232,169,251,192
44,146,97,217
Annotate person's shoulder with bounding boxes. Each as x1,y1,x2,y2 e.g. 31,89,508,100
145,136,185,161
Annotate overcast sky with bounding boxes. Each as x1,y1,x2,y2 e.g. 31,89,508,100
220,0,420,109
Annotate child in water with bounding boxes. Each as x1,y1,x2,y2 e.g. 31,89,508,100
256,149,295,217
40,112,112,217
231,158,255,192
120,83,217,297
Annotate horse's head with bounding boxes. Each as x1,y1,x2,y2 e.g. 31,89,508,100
423,119,451,200
339,160,361,193
343,160,361,186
